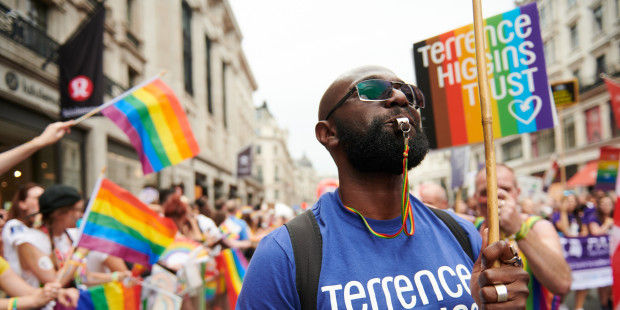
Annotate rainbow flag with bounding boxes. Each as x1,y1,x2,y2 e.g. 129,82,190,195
413,2,556,149
101,77,200,174
215,248,248,309
160,236,208,264
595,146,620,191
77,178,177,265
76,282,141,310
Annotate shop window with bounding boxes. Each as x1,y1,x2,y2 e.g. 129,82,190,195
596,55,606,83
501,138,522,162
544,39,555,64
27,0,48,30
182,1,193,95
61,139,83,193
222,62,227,128
593,5,603,33
564,115,576,149
229,185,237,199
206,35,213,115
569,24,578,50
107,140,144,195
128,67,139,88
214,179,224,200
257,165,263,182
531,128,555,157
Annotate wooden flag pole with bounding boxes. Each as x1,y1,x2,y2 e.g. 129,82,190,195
472,0,500,250
71,71,166,126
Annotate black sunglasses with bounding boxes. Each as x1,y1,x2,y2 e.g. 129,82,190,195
323,79,425,120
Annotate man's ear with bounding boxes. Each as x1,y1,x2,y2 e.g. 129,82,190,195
315,121,339,148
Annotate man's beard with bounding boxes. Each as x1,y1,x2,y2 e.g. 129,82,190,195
335,110,430,174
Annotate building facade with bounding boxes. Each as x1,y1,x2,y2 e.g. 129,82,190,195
0,0,261,208
294,154,322,208
254,102,298,206
411,0,620,201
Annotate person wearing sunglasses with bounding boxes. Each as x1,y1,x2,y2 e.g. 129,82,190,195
237,66,529,309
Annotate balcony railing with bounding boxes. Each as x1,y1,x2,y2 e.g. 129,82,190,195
104,76,126,97
580,65,620,94
126,31,140,49
0,3,59,61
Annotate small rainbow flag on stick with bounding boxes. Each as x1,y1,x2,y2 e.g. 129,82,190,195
215,248,248,308
595,146,620,191
74,73,200,174
76,178,177,265
160,236,208,267
76,282,141,310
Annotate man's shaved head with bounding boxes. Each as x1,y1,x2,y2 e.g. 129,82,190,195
419,183,449,210
315,65,429,174
318,66,398,121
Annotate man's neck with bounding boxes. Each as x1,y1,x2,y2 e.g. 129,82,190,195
337,169,406,220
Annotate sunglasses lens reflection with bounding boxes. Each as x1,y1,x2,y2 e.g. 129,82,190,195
357,79,418,107
357,80,391,100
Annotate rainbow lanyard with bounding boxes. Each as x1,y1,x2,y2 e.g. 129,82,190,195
344,123,415,238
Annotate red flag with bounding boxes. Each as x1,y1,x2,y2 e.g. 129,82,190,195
604,77,620,129
542,156,558,191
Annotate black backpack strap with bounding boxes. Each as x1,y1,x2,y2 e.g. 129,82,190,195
285,210,322,310
428,207,475,262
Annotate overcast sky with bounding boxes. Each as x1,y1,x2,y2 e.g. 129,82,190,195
228,0,517,176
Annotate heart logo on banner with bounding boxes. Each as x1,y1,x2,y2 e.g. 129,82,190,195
508,95,542,125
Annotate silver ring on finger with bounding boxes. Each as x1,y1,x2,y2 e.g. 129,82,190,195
503,255,524,268
494,284,508,302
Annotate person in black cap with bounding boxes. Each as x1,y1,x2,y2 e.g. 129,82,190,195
16,185,130,287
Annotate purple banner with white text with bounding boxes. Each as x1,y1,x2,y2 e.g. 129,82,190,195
560,235,612,290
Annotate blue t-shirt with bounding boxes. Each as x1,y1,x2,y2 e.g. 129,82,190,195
221,216,250,241
237,190,482,309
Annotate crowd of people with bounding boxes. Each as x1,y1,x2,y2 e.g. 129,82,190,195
419,165,616,310
0,121,298,309
0,178,295,309
0,65,617,310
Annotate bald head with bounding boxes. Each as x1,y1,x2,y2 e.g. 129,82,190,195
318,65,398,121
474,164,521,213
419,183,449,210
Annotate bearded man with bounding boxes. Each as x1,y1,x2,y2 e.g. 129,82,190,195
237,66,529,309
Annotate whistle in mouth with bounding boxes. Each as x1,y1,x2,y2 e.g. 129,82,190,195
396,117,411,133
